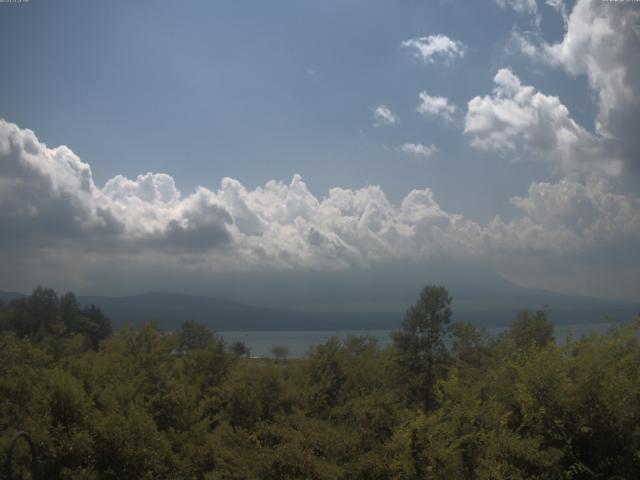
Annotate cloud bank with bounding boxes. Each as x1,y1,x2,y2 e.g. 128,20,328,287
1,118,638,299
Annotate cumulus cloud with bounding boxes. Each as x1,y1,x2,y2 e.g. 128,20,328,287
103,172,181,204
515,0,640,174
0,120,124,247
510,175,640,240
464,68,623,176
417,92,456,122
0,118,638,296
0,119,233,251
488,174,640,257
400,143,438,158
373,105,398,127
401,34,466,64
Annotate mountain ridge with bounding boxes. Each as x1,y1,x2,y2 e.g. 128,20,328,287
2,287,638,331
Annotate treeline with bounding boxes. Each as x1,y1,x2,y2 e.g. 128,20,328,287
0,287,111,350
1,286,639,479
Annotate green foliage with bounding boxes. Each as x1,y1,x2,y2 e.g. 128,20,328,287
178,320,214,351
1,286,639,479
392,285,452,412
509,308,555,350
270,345,290,363
0,287,111,350
229,340,250,358
217,361,290,430
451,321,490,366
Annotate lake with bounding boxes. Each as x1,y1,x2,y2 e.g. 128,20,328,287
220,321,619,358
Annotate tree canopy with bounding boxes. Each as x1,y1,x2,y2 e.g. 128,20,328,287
392,285,452,412
1,286,639,479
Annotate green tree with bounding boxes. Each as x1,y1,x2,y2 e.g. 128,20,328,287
76,305,112,350
306,337,346,416
4,286,59,340
29,286,60,340
0,289,110,350
59,292,80,330
230,340,250,357
218,362,288,430
270,345,289,363
450,321,488,366
509,308,554,350
178,320,213,351
392,285,452,412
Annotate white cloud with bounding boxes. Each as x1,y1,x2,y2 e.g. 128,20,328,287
515,0,640,174
495,0,540,25
401,34,466,64
417,92,456,122
482,174,640,300
464,68,623,176
400,143,438,158
496,0,569,26
373,104,398,127
510,175,640,240
0,120,124,246
1,118,638,297
104,172,181,204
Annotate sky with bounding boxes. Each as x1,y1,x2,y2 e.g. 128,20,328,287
0,0,639,305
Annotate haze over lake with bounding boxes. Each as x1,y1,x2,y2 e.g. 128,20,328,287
221,322,619,358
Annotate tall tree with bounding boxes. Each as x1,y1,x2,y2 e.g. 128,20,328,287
270,345,289,363
392,285,452,412
178,320,213,351
509,308,554,350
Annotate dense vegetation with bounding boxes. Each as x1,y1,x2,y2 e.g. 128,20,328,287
1,286,639,479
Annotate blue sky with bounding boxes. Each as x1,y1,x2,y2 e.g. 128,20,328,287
1,0,639,303
0,0,579,217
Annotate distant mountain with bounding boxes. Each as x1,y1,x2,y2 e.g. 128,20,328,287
77,290,638,332
1,286,637,332
77,292,398,331
0,290,25,303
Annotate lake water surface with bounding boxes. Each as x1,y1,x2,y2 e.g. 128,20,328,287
221,322,617,358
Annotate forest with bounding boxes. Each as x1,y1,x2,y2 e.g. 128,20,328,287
1,286,639,479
